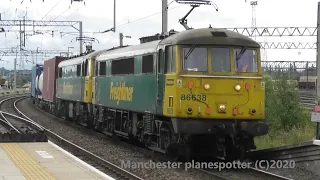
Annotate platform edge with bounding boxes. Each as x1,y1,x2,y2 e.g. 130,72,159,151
48,140,115,180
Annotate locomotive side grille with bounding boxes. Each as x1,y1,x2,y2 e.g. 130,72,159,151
143,112,154,135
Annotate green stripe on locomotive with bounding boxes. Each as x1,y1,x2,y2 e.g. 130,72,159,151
95,53,158,113
56,77,84,101
95,74,157,113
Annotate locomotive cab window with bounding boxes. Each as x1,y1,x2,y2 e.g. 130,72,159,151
142,55,154,74
165,46,176,73
99,61,106,76
211,48,230,72
182,46,207,72
58,68,62,78
112,58,134,75
83,59,89,76
158,49,164,73
76,64,81,77
234,48,258,73
95,61,99,76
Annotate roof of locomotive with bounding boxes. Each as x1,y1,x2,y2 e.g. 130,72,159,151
58,49,107,67
96,28,260,62
96,40,160,61
58,56,85,67
159,28,260,47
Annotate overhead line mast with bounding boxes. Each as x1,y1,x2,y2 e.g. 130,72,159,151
0,19,83,90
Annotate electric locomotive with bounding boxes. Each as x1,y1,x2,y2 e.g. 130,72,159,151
33,27,268,161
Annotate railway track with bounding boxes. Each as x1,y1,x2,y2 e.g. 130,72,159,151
20,97,295,180
11,96,143,180
298,90,316,110
0,95,46,142
244,140,320,179
247,140,320,164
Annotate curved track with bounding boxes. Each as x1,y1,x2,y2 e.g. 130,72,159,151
0,96,43,133
14,96,143,180
0,95,46,142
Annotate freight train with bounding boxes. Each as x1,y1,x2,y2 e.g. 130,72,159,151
31,27,268,161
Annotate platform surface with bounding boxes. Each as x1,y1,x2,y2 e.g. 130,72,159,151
0,141,114,180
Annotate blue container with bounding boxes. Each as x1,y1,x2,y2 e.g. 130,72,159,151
31,64,43,98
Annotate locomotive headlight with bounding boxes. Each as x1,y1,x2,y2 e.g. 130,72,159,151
187,107,193,114
218,104,226,113
204,84,210,90
235,84,241,91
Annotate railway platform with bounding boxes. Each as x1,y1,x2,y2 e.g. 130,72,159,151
0,141,114,180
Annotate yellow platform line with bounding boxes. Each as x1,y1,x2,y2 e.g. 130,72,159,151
1,143,57,180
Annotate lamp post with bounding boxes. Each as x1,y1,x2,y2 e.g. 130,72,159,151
10,46,18,90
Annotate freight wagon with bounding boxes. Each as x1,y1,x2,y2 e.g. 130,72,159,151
31,57,65,112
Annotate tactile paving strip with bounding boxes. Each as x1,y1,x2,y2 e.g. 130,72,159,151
1,143,57,180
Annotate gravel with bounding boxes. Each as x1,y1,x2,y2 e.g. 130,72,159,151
18,98,215,180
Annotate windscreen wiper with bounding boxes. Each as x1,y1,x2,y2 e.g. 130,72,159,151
236,46,247,61
184,44,196,59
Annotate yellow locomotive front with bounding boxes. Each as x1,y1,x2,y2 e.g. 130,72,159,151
165,46,265,119
161,28,268,159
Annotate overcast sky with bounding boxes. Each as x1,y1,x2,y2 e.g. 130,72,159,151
0,0,318,70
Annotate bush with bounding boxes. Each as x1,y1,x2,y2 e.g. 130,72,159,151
264,76,311,132
254,76,315,149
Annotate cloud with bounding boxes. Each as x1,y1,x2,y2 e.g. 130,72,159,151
0,0,318,70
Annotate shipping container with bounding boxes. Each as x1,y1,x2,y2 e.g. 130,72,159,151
42,56,65,102
31,64,43,98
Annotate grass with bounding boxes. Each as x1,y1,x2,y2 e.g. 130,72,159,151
254,124,316,149
253,76,317,150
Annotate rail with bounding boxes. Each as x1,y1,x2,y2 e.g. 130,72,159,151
298,90,316,110
0,96,47,142
14,96,143,180
247,140,320,162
